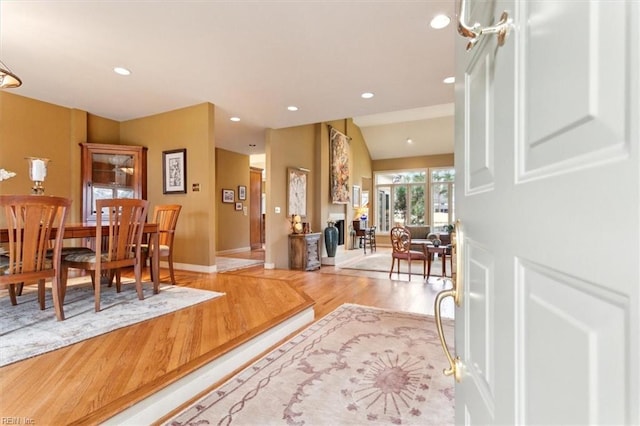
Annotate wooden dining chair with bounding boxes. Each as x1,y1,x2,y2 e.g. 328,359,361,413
61,198,149,312
0,195,71,321
389,226,427,280
140,204,181,285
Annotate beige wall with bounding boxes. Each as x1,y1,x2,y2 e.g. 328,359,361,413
265,124,317,269
265,119,373,269
0,92,85,222
120,103,216,268
87,114,120,143
215,148,250,253
372,153,454,171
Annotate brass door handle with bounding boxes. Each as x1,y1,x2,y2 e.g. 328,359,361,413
434,219,464,381
457,0,513,50
435,288,463,381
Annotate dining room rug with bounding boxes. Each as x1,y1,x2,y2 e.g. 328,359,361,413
339,252,449,277
165,303,455,426
0,279,224,367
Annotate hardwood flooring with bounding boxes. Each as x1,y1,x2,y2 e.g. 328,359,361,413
0,250,453,425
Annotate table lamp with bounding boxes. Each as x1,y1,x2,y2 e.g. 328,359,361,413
26,157,49,195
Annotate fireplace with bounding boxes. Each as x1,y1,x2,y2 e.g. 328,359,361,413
335,220,344,246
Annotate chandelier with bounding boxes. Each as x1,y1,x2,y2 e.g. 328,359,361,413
0,60,22,89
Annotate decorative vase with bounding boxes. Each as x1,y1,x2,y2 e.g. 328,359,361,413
324,221,338,257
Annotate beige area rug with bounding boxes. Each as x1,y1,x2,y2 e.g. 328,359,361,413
166,304,455,426
217,257,264,273
339,252,450,277
0,279,224,367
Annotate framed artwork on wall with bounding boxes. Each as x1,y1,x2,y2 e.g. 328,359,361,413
352,185,361,208
329,127,350,204
162,149,187,194
235,202,243,211
238,185,247,200
287,167,308,217
222,189,234,203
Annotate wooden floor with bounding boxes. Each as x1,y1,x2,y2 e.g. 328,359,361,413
0,249,453,425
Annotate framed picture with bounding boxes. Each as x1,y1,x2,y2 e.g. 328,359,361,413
238,185,247,200
235,202,243,211
352,185,361,208
222,189,235,203
162,149,187,194
287,167,308,217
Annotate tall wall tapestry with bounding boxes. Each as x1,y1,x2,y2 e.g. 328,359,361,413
329,126,350,204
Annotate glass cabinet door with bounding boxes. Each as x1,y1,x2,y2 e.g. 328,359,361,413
81,143,147,222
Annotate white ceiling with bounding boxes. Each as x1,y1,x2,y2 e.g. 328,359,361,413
1,1,455,160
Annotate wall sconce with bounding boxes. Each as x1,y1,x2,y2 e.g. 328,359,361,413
0,60,22,89
26,157,49,195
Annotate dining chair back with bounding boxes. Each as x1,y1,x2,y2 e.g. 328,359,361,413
389,226,427,280
0,195,71,320
141,204,181,285
61,198,149,312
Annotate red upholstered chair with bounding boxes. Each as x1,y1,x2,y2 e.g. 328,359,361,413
389,226,427,280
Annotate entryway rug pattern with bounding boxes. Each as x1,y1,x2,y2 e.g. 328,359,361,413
166,303,454,425
0,280,224,367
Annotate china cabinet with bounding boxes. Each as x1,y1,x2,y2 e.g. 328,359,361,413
80,143,147,222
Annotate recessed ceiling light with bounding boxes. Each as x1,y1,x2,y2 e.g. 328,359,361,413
430,14,451,29
230,117,241,122
113,67,131,76
443,76,455,84
361,92,374,99
287,106,299,111
406,138,413,144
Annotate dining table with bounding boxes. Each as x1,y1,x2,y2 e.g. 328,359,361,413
0,222,160,293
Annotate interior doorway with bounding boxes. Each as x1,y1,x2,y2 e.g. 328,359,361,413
249,167,263,250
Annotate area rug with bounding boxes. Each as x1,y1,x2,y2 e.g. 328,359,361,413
340,252,449,277
166,303,454,425
216,257,264,273
0,280,224,367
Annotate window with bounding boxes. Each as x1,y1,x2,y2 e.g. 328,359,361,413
374,168,455,235
375,170,426,233
431,168,455,232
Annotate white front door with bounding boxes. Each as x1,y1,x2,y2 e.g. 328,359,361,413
440,0,639,424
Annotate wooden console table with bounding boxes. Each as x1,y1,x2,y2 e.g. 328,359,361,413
289,233,321,271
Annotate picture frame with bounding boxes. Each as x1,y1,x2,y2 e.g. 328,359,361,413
287,167,308,217
222,189,235,203
238,185,247,200
352,185,361,208
162,149,187,194
235,202,243,211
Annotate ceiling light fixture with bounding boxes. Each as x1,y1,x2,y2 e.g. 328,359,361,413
443,76,455,84
361,92,374,99
113,67,131,76
230,117,241,122
406,138,413,144
430,14,451,29
287,106,299,111
0,60,22,89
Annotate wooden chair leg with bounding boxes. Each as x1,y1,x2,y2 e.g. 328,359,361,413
38,279,46,310
8,284,18,305
389,258,395,278
134,261,144,300
168,254,176,285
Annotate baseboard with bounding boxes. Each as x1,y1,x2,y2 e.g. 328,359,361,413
103,306,315,425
